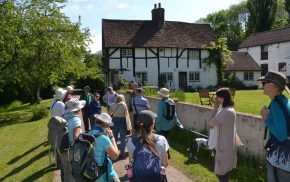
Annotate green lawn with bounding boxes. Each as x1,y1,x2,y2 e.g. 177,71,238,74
0,99,54,182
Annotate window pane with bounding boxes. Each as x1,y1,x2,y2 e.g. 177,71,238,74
279,63,286,71
188,50,199,59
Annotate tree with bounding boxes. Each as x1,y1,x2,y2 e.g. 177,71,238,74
247,0,278,34
285,0,290,24
0,0,90,103
203,38,231,87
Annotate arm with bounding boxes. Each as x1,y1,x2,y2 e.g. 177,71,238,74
156,101,164,131
162,152,169,168
73,127,81,141
207,97,221,128
105,128,119,160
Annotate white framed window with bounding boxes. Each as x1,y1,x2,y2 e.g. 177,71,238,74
188,50,200,60
279,62,286,72
244,72,254,81
189,71,200,82
261,45,268,60
161,72,173,81
136,72,147,83
159,48,165,57
122,49,132,57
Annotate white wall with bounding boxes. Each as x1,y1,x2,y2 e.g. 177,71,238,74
235,71,260,87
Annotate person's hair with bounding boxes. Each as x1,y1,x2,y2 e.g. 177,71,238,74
93,92,100,97
138,120,158,156
272,83,284,93
116,94,125,103
216,88,234,107
129,81,138,89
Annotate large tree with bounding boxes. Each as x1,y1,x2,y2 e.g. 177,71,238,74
285,0,290,24
247,0,278,34
0,0,90,103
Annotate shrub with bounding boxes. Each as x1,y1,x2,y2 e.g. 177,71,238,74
171,89,186,102
30,105,49,121
0,100,23,112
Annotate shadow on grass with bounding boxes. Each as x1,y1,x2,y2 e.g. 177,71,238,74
0,110,34,128
7,141,48,165
0,149,49,181
22,164,55,182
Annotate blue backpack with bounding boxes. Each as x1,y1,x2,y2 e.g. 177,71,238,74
132,135,161,182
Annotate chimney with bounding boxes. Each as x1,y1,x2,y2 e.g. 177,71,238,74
151,3,165,26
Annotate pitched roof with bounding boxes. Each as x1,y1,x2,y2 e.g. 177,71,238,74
102,19,217,48
239,27,290,48
227,51,261,71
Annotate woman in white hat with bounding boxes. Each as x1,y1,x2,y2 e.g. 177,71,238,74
62,86,74,103
89,113,120,182
50,88,67,117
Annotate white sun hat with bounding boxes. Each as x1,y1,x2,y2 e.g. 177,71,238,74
55,88,67,100
157,88,170,97
65,98,86,112
94,113,114,127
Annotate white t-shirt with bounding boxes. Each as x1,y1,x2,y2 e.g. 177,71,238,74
127,134,169,166
50,100,65,117
208,126,218,150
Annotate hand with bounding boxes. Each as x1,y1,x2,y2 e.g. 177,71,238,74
260,106,269,120
178,124,184,129
213,97,221,110
105,128,114,139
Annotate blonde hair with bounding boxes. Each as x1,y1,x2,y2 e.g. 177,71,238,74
117,94,126,104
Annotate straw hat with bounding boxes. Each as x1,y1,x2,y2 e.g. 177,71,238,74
157,88,170,97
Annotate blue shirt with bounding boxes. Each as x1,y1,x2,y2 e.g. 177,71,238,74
265,94,289,142
90,100,102,115
62,112,82,143
156,97,182,132
132,95,149,114
88,129,117,182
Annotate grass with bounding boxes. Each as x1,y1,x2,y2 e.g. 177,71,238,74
0,99,55,182
169,127,267,182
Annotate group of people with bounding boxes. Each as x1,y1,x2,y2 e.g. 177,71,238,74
49,70,290,182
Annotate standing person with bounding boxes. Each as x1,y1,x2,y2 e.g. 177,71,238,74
50,88,66,117
156,88,183,159
109,95,129,159
80,86,93,131
62,86,74,103
207,88,237,182
126,81,138,133
90,92,102,127
61,98,86,182
103,87,118,113
258,71,290,182
126,110,169,181
89,113,120,182
131,88,150,129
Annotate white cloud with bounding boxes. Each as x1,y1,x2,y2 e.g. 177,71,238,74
87,34,102,53
85,4,96,11
115,3,129,9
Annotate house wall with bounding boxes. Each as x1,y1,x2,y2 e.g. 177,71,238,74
108,48,217,89
146,96,266,158
234,71,261,87
239,41,290,77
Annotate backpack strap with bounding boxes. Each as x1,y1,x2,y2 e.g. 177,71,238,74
133,98,138,114
51,101,57,110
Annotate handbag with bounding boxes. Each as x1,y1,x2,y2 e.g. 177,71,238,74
126,116,132,131
265,96,290,172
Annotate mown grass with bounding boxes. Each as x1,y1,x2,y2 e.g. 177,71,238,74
0,99,55,182
169,127,267,182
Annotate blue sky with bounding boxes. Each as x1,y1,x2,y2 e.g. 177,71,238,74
62,0,241,53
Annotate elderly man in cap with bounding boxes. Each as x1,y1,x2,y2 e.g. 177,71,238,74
258,71,290,181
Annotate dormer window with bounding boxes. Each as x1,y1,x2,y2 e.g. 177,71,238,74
261,45,268,60
122,48,132,57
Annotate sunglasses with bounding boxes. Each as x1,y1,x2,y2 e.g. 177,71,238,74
262,81,271,86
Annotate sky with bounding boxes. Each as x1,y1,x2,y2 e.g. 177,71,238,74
62,0,242,53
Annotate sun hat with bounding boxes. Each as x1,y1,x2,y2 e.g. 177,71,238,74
66,86,74,92
65,98,86,112
136,110,157,126
94,113,114,126
257,70,290,94
157,88,170,97
55,88,67,100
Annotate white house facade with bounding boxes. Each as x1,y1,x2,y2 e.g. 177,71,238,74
102,3,218,90
238,27,290,79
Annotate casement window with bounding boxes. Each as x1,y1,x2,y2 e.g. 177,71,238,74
261,45,268,60
161,72,173,81
136,72,147,83
188,50,200,60
189,71,200,82
279,62,286,72
159,48,165,57
122,48,132,57
244,72,254,81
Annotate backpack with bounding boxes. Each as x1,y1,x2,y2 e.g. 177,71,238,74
132,135,161,182
47,116,70,153
71,132,108,181
163,99,175,120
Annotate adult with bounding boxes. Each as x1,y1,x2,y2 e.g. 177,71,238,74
258,71,290,182
126,81,138,133
131,88,150,129
89,113,120,182
50,88,66,117
109,95,129,159
80,86,93,131
61,98,85,182
90,92,102,126
103,87,118,113
126,110,169,181
207,88,237,182
62,86,74,103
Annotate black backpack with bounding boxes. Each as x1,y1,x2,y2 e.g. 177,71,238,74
163,99,175,120
71,132,108,181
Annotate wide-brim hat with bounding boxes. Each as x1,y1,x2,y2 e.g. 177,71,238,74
157,88,170,97
65,99,86,112
94,113,114,127
257,70,290,94
66,86,74,92
55,88,67,100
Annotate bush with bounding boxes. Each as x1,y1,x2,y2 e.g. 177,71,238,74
30,105,49,121
0,100,23,112
171,89,186,102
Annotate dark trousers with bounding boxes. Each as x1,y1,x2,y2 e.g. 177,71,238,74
82,108,90,131
217,173,229,182
157,130,171,159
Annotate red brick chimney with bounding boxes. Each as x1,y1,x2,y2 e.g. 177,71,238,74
151,3,165,25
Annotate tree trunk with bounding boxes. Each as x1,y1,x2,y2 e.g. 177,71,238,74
29,85,41,104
